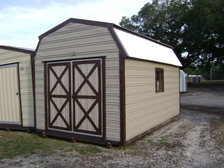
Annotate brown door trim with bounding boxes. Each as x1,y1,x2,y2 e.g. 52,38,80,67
73,59,102,135
45,58,105,141
47,62,72,131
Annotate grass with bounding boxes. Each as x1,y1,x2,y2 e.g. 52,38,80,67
73,145,102,154
0,134,51,158
155,135,169,146
0,131,102,159
188,80,224,86
154,133,182,146
202,80,224,83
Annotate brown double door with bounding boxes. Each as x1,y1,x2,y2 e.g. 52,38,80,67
47,59,102,136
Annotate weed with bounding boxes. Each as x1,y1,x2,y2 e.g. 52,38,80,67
60,153,66,157
161,135,169,140
155,134,171,146
130,146,139,151
24,155,29,158
173,133,181,138
117,146,128,150
155,141,168,146
73,145,101,154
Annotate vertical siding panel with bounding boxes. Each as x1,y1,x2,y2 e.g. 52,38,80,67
125,59,180,141
0,65,19,122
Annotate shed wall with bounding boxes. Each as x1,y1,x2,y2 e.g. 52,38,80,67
125,59,180,141
35,23,121,142
0,49,34,127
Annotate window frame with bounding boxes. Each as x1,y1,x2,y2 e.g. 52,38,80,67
155,68,164,93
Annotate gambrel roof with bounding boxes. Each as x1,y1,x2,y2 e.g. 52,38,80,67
38,18,182,67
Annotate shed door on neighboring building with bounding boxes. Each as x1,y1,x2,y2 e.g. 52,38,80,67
0,64,21,124
47,59,102,136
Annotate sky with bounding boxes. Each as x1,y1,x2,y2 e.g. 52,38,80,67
0,0,150,49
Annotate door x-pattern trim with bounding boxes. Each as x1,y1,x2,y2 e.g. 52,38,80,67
49,98,70,129
73,61,101,134
48,63,71,131
49,65,69,95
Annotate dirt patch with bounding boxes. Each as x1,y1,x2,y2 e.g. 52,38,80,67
0,85,224,167
211,117,224,148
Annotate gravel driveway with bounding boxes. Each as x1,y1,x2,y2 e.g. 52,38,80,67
0,85,224,167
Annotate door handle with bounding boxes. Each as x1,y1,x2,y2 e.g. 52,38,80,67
16,92,19,95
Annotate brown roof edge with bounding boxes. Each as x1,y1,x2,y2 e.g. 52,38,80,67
0,45,34,54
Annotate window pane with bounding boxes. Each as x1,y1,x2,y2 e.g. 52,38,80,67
155,68,164,92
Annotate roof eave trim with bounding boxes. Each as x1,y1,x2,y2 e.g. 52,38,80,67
0,45,34,54
125,56,182,68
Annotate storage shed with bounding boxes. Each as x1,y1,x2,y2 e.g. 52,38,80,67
34,18,182,146
0,45,35,131
180,70,187,92
187,75,202,83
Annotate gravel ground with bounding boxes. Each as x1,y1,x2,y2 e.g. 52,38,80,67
0,85,224,167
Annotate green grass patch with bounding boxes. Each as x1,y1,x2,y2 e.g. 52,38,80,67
0,131,102,159
188,80,224,86
155,141,168,146
0,134,51,158
73,145,102,154
202,80,224,83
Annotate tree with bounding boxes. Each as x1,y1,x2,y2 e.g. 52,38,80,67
182,0,224,70
120,0,190,66
119,0,224,72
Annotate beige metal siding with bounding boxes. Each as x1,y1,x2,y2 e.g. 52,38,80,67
125,59,180,141
0,64,20,123
0,49,34,127
35,23,120,141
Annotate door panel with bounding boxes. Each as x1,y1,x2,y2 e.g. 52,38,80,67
73,60,102,135
0,64,21,123
48,62,71,131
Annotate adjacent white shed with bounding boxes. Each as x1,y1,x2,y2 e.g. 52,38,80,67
0,46,35,131
180,70,187,92
34,18,182,145
187,75,202,83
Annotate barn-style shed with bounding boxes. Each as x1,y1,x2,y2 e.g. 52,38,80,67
0,45,35,131
34,18,182,146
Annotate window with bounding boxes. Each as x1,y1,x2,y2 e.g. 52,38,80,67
155,68,164,92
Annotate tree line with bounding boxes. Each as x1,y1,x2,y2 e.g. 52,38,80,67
120,0,224,80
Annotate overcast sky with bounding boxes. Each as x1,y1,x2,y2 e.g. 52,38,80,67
0,0,150,49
